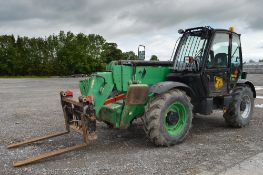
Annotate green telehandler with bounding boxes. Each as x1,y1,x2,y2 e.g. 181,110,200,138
8,26,256,167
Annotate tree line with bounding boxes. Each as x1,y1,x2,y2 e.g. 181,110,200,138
0,31,140,76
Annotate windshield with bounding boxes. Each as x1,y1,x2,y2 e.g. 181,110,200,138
173,30,209,71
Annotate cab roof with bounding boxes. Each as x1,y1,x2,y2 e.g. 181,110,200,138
184,26,240,35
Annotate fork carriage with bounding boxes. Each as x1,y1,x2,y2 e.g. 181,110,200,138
7,91,97,167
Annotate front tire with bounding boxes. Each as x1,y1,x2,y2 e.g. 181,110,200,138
143,89,193,146
223,86,254,127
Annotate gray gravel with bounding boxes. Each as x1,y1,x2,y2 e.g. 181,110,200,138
0,75,263,175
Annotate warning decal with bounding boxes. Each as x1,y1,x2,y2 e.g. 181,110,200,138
214,76,224,90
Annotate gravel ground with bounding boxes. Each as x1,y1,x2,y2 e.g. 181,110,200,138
0,75,263,175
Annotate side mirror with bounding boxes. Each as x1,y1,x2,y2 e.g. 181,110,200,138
178,29,184,34
138,45,145,60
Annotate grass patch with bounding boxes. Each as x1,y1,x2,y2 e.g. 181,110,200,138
0,75,51,78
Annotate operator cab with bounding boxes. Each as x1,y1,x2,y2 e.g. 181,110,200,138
167,26,244,114
169,27,242,95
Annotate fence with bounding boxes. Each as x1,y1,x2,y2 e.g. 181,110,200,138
243,63,263,74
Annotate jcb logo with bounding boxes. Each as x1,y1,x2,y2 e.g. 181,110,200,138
214,76,224,90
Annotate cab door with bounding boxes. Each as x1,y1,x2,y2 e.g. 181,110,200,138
229,33,242,90
205,32,230,96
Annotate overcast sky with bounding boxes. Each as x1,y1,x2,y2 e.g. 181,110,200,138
0,0,263,61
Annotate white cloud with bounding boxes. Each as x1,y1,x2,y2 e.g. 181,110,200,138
0,0,262,60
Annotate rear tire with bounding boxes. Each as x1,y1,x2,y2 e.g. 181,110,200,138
223,86,254,127
143,89,193,146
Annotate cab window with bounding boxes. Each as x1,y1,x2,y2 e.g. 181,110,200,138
207,33,230,68
231,34,241,67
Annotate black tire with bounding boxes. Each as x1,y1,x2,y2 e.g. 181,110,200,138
143,89,193,146
223,85,254,127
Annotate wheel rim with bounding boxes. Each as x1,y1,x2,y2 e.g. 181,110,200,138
240,95,251,119
164,102,187,136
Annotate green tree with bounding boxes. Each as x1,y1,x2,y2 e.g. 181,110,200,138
0,35,17,75
122,51,138,60
150,55,158,61
0,32,137,76
248,59,255,63
101,43,123,63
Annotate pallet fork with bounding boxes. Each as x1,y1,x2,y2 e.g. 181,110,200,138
7,91,97,167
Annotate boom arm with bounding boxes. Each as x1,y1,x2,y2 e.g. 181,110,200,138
79,72,115,115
